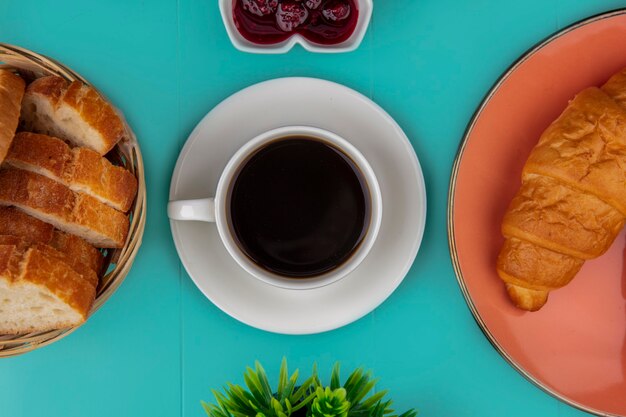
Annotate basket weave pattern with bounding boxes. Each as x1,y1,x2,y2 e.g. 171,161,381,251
0,44,146,357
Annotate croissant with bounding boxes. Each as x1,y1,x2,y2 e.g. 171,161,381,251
497,68,626,311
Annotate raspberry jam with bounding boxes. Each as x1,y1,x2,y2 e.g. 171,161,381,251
233,0,359,46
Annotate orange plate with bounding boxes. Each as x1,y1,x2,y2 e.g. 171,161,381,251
449,9,626,416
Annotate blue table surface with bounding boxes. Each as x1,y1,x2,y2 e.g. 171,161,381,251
1,1,624,416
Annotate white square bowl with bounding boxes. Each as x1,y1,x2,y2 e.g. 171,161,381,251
219,0,373,54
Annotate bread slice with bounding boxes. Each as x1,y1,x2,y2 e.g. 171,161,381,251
0,235,98,289
0,70,25,163
50,231,103,276
0,237,96,334
6,132,138,211
0,168,129,248
0,206,103,274
20,76,124,155
0,205,54,244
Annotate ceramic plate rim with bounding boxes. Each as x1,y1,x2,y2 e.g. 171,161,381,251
447,8,626,417
170,76,427,334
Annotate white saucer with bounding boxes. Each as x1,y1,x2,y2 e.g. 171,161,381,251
169,77,426,335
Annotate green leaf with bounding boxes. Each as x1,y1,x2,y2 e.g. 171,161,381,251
359,390,387,409
231,411,252,417
244,368,270,406
344,369,369,403
343,368,362,393
371,400,389,417
278,358,289,397
292,373,316,402
284,369,299,399
271,398,284,414
292,389,317,412
330,363,341,390
224,385,253,410
351,379,378,405
215,390,237,410
255,361,274,401
202,401,224,417
311,363,319,387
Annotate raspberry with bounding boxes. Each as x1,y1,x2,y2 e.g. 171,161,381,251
242,0,278,17
275,2,309,32
322,1,351,21
305,0,322,9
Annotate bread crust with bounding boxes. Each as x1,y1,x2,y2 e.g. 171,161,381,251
0,235,98,289
523,88,626,216
23,75,66,103
0,206,54,243
0,239,96,334
0,239,21,284
504,284,548,312
602,67,626,109
23,248,95,321
61,81,124,154
0,207,103,275
6,132,138,211
497,237,584,292
0,70,25,163
0,168,129,248
503,175,625,260
6,132,72,178
21,76,124,155
50,231,103,276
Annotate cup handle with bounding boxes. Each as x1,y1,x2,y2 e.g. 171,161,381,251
167,198,216,223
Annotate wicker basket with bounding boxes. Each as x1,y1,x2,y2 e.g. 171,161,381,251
0,43,146,357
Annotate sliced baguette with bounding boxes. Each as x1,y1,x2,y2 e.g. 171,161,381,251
0,70,25,163
0,207,103,274
0,168,129,248
0,205,54,244
33,241,98,289
50,231,104,276
0,238,96,334
21,76,124,155
6,132,138,211
0,235,98,289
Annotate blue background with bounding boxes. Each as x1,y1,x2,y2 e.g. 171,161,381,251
1,1,624,416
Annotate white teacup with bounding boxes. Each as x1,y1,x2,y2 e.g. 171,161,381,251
167,126,382,290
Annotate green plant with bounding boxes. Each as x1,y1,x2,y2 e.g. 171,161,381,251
202,359,417,417
308,387,350,417
202,359,317,417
